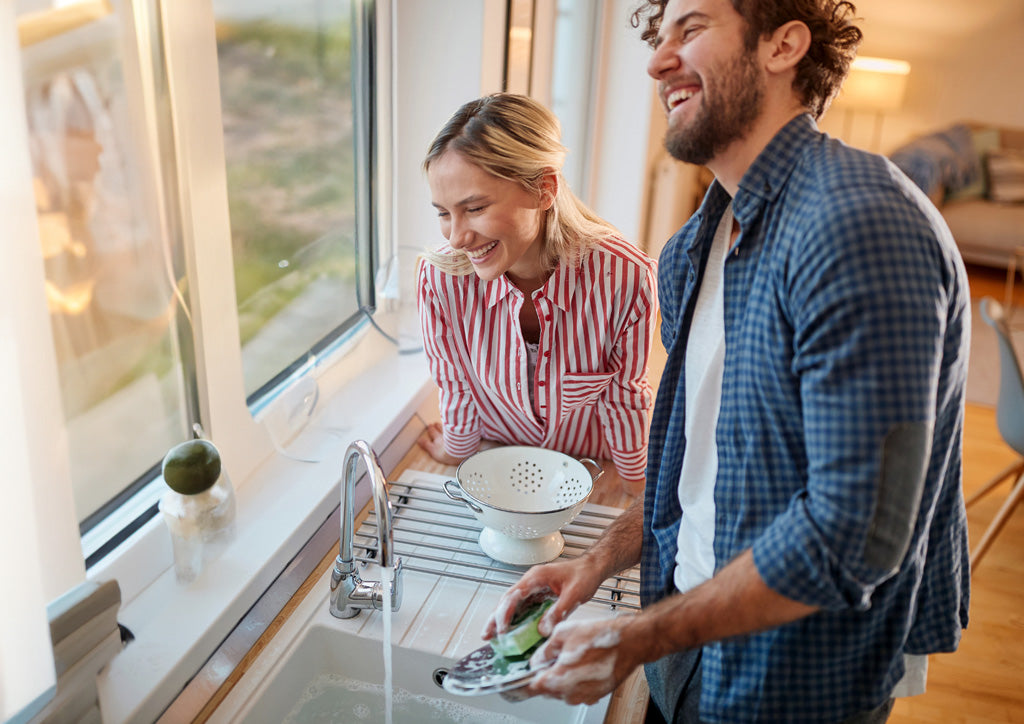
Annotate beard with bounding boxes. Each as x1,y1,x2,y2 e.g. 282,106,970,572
663,49,764,166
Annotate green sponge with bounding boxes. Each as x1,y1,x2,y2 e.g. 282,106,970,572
490,599,555,658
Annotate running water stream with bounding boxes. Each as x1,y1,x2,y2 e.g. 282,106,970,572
380,565,394,724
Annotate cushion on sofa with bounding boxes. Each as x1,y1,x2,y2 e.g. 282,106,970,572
946,127,1001,201
987,148,1024,203
889,124,982,201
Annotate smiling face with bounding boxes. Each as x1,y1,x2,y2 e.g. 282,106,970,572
427,150,550,284
648,0,765,166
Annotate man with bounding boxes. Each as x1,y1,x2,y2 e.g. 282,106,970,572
481,0,971,722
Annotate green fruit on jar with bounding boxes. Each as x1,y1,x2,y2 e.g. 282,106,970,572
162,439,222,496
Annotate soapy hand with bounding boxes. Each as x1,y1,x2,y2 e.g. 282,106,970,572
482,556,605,641
524,615,642,705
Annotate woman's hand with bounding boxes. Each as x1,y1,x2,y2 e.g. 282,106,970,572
416,422,465,467
620,476,646,498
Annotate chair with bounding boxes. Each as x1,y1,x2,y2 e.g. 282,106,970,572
967,297,1024,569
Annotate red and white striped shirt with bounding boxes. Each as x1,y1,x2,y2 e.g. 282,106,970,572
417,236,658,480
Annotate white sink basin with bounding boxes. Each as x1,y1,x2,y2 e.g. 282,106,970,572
228,623,603,724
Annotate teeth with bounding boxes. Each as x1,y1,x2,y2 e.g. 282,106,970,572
465,240,498,260
667,88,696,109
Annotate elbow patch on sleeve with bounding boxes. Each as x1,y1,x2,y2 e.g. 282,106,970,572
864,421,933,572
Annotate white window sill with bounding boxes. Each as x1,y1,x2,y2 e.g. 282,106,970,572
93,330,433,724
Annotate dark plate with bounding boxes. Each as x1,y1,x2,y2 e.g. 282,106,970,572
441,642,554,696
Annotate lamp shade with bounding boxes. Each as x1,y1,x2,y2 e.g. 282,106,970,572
834,56,911,112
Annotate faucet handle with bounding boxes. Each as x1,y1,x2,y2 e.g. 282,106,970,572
382,557,404,612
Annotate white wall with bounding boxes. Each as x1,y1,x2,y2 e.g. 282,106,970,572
1,0,84,603
392,0,505,257
586,0,655,246
1,3,82,718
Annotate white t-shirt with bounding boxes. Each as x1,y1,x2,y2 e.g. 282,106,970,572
673,203,731,594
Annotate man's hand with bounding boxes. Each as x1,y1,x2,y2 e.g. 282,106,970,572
415,422,465,467
524,614,645,705
507,549,820,706
482,555,608,640
485,501,644,641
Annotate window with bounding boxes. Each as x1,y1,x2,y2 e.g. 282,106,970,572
19,0,193,530
14,0,380,559
550,0,601,196
212,0,373,399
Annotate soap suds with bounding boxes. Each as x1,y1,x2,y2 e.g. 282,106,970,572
529,621,621,693
534,658,616,692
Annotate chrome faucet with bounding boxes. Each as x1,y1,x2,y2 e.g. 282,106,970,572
329,440,403,618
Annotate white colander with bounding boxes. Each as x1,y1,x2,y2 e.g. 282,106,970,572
443,446,602,565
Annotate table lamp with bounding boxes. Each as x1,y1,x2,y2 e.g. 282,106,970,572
833,56,911,151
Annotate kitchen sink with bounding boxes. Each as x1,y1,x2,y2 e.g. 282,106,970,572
226,623,605,724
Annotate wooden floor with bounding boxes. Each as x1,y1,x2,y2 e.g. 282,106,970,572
889,264,1024,723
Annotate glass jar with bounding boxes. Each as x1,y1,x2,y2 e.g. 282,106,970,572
159,472,236,583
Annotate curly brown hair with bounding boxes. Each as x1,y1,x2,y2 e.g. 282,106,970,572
631,0,863,118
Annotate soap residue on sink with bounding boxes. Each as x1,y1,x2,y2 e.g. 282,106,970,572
282,675,521,723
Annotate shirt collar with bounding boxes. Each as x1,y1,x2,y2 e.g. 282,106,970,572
481,262,576,311
546,261,576,312
735,113,817,207
483,275,515,308
689,113,818,235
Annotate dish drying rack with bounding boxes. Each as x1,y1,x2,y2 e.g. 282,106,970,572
352,474,642,612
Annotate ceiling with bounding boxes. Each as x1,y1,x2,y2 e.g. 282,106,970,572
852,0,1024,59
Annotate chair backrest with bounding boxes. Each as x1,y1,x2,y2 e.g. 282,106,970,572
980,297,1024,455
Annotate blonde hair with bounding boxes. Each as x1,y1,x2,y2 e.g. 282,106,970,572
421,93,619,276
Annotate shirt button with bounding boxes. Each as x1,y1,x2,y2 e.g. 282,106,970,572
538,381,546,387
689,270,695,281
516,383,521,390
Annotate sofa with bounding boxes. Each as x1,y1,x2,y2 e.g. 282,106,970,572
889,123,1024,269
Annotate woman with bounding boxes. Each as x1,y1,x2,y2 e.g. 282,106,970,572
417,93,658,496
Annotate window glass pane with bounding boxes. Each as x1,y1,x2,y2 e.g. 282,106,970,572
19,0,191,525
212,0,362,398
551,0,598,195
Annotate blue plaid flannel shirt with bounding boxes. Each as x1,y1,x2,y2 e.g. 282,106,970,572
642,115,971,723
